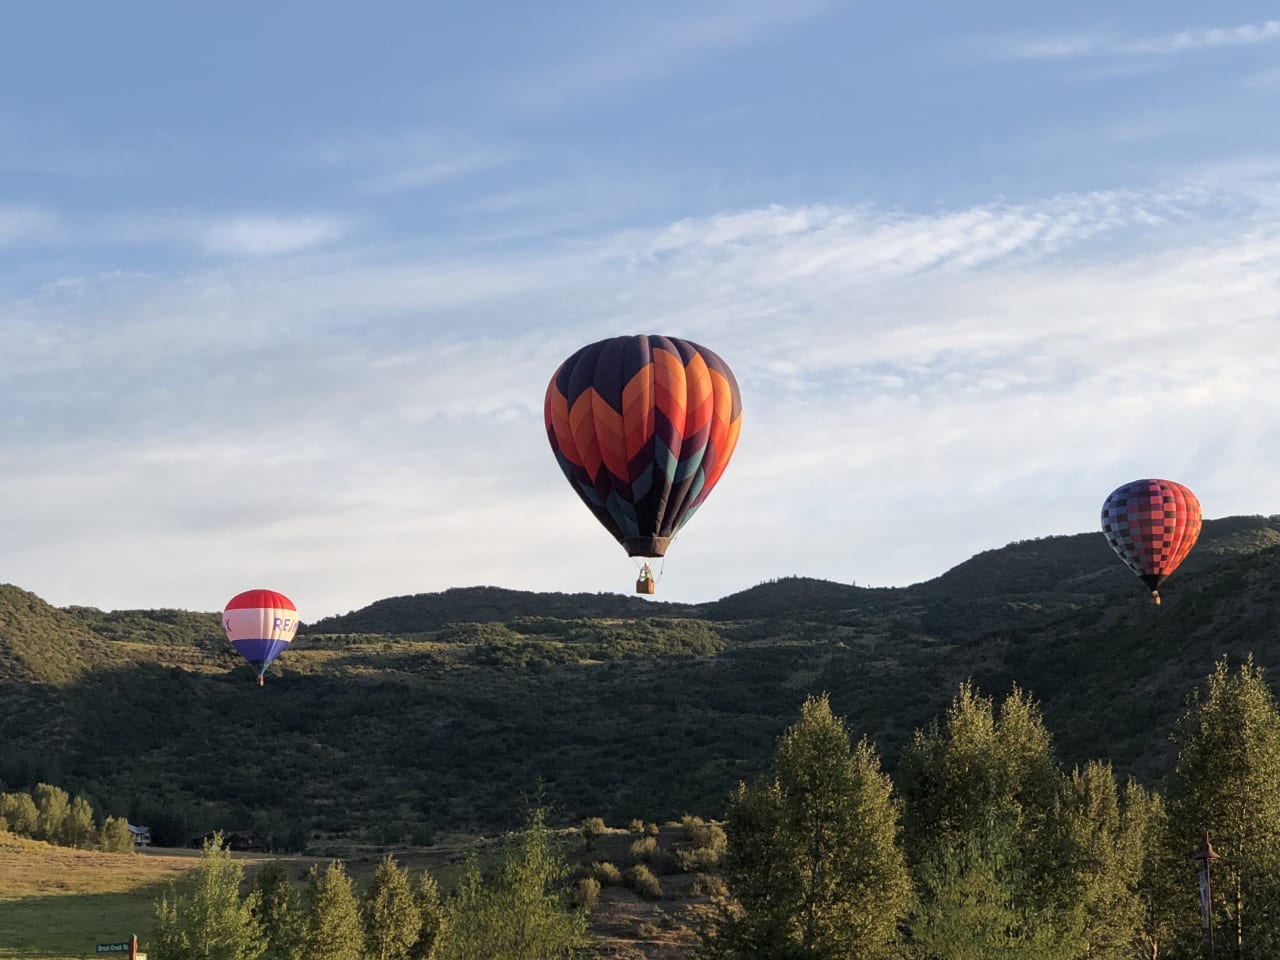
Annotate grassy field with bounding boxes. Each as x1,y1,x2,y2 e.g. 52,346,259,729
0,835,195,960
0,836,303,960
0,827,712,960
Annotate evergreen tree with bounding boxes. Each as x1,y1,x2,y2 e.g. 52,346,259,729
906,839,1060,960
300,862,365,960
1167,655,1280,957
409,870,445,960
899,684,1063,957
32,783,70,843
151,833,265,960
437,806,588,960
701,694,911,960
1042,761,1145,959
365,853,421,960
251,861,303,960
98,815,135,853
1121,782,1176,960
60,794,97,848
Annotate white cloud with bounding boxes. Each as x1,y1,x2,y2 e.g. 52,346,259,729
0,120,149,178
303,129,514,195
193,216,347,257
0,209,348,258
500,0,850,112
2,174,1280,615
0,206,60,246
1009,18,1280,60
1246,66,1280,87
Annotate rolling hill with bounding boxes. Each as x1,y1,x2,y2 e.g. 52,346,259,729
2,515,1279,849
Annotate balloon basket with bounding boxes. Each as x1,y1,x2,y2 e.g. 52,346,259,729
636,578,656,595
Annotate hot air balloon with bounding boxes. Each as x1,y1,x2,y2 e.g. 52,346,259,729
1101,479,1201,605
545,335,743,593
223,589,299,685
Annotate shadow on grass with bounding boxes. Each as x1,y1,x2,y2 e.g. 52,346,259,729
0,883,170,957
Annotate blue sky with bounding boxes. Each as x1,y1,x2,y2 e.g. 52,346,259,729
2,2,1279,618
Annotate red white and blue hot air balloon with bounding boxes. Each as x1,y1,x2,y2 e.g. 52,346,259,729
223,589,299,686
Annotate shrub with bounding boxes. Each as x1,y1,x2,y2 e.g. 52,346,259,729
628,864,663,900
628,818,646,834
675,818,726,871
690,873,727,898
628,836,658,863
571,876,601,911
590,861,623,886
581,816,607,845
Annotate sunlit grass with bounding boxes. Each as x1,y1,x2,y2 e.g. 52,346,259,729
0,835,200,959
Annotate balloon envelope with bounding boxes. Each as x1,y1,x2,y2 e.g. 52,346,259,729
223,589,298,678
545,335,743,557
1101,479,1201,595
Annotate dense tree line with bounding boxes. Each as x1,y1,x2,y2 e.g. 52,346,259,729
0,781,133,852
152,811,585,960
702,656,1280,959
144,655,1280,959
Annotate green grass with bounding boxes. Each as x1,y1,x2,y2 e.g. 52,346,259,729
0,888,169,960
0,836,202,960
0,827,717,960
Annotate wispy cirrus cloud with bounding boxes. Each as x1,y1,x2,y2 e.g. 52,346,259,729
501,0,850,112
0,120,150,179
0,206,60,246
303,129,514,195
0,209,347,259
1246,65,1280,87
1008,18,1280,60
6,172,1280,614
192,216,347,257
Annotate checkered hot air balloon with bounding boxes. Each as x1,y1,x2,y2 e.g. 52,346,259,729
545,335,743,592
223,589,299,686
1101,479,1202,605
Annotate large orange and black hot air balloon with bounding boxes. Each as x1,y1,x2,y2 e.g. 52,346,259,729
1100,478,1201,605
545,335,743,590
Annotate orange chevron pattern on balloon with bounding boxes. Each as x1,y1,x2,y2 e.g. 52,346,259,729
545,335,743,558
1100,478,1202,604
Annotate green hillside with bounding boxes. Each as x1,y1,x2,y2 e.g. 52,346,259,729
305,585,691,635
1,516,1278,850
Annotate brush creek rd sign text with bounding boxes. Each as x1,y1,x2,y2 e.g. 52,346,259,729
95,938,144,960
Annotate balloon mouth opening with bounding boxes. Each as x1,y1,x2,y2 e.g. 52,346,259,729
623,536,670,557
1139,573,1165,605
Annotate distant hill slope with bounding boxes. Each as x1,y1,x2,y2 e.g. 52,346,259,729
912,515,1280,600
0,584,128,775
66,605,225,649
303,585,695,635
303,516,1280,631
0,585,122,685
1,515,1278,846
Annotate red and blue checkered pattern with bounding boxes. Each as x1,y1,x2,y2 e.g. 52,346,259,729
1101,478,1201,601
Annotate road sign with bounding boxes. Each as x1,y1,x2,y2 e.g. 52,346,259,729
97,945,131,954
